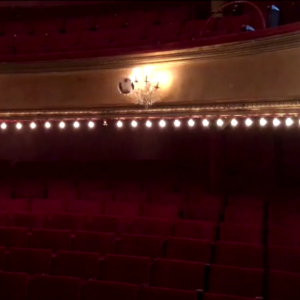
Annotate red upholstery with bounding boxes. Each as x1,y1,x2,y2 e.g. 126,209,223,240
113,182,142,192
220,223,263,244
214,241,264,268
81,280,139,300
125,217,173,237
140,286,197,300
203,294,251,300
184,204,221,222
116,192,147,202
89,215,129,234
31,229,71,252
31,199,66,213
105,202,141,217
80,30,118,50
268,270,300,300
174,220,216,240
151,258,205,291
151,192,185,205
227,196,265,210
81,191,113,201
7,247,51,275
47,32,82,52
0,271,27,300
53,250,99,280
0,246,5,270
118,234,163,259
0,199,29,213
268,245,300,273
34,18,65,34
208,265,264,298
143,203,179,219
165,237,211,263
268,225,300,247
102,254,151,285
73,231,114,255
68,200,105,215
224,206,264,226
28,275,80,300
0,211,8,226
48,213,87,232
0,227,28,248
12,212,47,230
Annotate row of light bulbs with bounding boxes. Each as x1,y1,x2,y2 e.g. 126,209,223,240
0,117,297,130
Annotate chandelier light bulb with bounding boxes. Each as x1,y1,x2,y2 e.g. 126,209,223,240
159,120,166,128
245,118,253,127
45,122,51,129
216,119,223,127
231,119,238,127
131,120,138,128
286,117,293,127
174,119,181,127
16,123,22,130
260,118,267,126
30,122,36,129
146,120,152,128
202,119,209,127
273,118,280,127
1,123,6,130
73,121,80,128
88,121,95,128
188,119,195,127
59,121,65,129
117,120,123,128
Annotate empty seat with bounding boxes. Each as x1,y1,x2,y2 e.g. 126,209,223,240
102,254,151,285
126,217,173,237
0,199,29,213
28,275,80,300
268,270,300,300
0,246,5,270
0,211,7,226
31,199,66,213
12,212,47,230
73,231,114,255
227,196,265,210
105,202,140,217
140,286,197,300
268,245,300,273
224,206,264,226
48,213,86,232
151,258,205,291
89,215,129,235
208,265,263,298
151,192,185,205
0,227,27,248
184,204,221,222
268,225,300,247
7,247,51,275
116,192,147,202
165,237,211,263
68,200,105,215
31,229,71,252
174,220,216,240
214,241,264,268
53,250,99,280
81,280,139,300
220,223,263,244
118,234,163,259
0,271,27,300
143,203,179,219
203,294,251,300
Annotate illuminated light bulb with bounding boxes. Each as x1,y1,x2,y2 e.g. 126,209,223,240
131,120,138,128
59,121,65,129
286,117,293,127
273,118,280,127
45,122,51,129
174,119,181,127
117,120,123,128
216,119,223,127
159,120,166,128
16,123,22,130
30,122,36,129
188,119,195,127
73,121,80,128
1,123,6,130
231,119,238,127
202,119,209,127
146,120,152,128
260,118,267,126
245,118,253,127
88,121,95,128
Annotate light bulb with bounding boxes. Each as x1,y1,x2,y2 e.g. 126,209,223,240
131,120,138,128
245,118,252,126
188,119,195,127
216,119,223,127
286,117,293,126
117,120,123,128
273,118,280,127
174,119,181,127
146,120,152,128
59,121,65,129
231,119,238,127
1,123,6,130
30,122,36,129
45,122,51,129
88,121,95,128
159,120,166,128
260,118,267,126
16,123,22,130
202,119,209,127
73,121,80,128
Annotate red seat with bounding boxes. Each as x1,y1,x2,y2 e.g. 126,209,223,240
5,20,34,35
102,254,151,285
147,23,182,44
126,217,173,237
53,250,99,280
0,199,29,213
118,234,163,259
81,191,114,201
113,182,142,192
268,270,300,300
48,213,86,232
105,202,141,217
143,203,179,219
47,32,82,52
31,229,71,252
220,223,263,244
31,199,66,213
227,196,265,210
0,227,27,248
65,16,93,33
0,271,27,300
203,294,251,300
34,18,65,34
81,280,139,300
151,258,205,291
28,275,80,300
184,204,221,222
7,247,51,275
268,245,300,273
0,211,8,226
214,241,264,268
116,192,147,202
165,237,211,263
268,225,300,247
208,265,264,298
0,246,5,270
151,192,185,205
73,231,114,255
174,220,216,240
224,206,264,226
80,30,118,50
12,212,47,230
89,215,129,235
68,200,105,215
140,286,197,300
